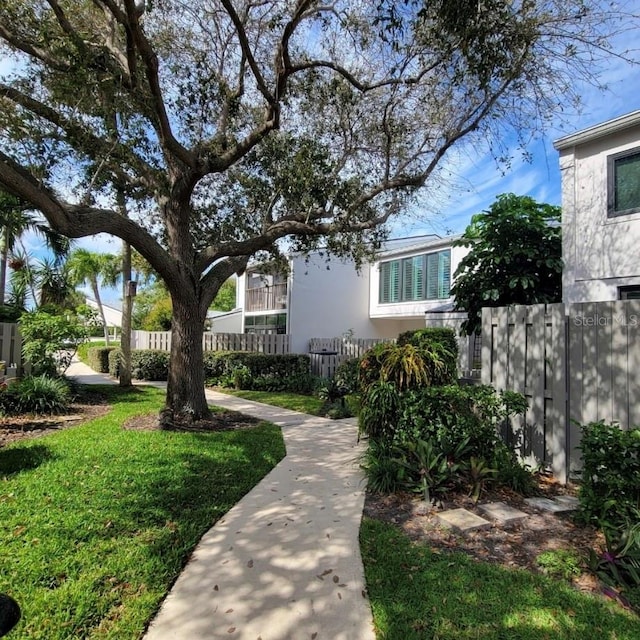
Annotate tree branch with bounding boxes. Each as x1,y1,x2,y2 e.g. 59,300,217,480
0,83,159,190
97,0,195,169
0,150,176,285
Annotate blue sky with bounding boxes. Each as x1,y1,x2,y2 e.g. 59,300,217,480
400,21,640,238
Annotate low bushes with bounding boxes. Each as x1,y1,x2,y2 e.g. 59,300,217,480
108,349,169,381
205,352,313,393
0,375,70,415
359,381,533,500
579,421,640,532
86,346,118,373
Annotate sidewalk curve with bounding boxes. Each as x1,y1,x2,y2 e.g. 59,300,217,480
66,360,376,639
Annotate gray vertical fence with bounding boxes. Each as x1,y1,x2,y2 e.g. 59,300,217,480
482,300,640,481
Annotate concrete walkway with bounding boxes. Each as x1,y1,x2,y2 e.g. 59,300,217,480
65,360,376,640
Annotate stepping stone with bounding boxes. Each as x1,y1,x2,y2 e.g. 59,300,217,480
553,495,580,509
478,501,528,525
437,508,491,533
524,497,576,513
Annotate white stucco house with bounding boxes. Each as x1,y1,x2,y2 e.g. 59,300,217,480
554,110,640,303
236,234,472,364
85,297,122,328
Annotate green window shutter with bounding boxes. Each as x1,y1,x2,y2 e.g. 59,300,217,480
380,260,400,303
389,260,400,302
379,262,390,303
426,253,439,299
403,256,424,301
438,251,451,299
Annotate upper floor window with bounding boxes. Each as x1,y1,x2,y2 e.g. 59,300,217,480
608,147,640,217
379,249,451,303
619,285,640,300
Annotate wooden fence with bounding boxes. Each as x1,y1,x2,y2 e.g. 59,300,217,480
0,323,22,376
131,330,290,354
481,300,640,481
308,337,393,377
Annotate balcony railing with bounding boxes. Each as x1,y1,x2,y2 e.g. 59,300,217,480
245,283,287,312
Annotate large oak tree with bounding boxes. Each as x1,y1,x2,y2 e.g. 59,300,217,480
0,0,631,422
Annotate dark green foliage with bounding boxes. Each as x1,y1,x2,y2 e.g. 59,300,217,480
205,352,313,393
358,338,456,392
578,421,640,532
87,346,118,373
317,377,353,418
451,193,562,335
108,348,123,377
397,327,458,381
359,381,401,442
131,350,170,381
0,375,70,415
0,305,23,322
359,383,532,496
334,357,361,394
398,385,528,460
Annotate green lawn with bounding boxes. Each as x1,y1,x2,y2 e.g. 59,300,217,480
0,385,285,639
361,518,640,640
215,388,326,415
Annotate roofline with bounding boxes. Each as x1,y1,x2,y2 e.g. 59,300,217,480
378,234,462,258
553,110,640,151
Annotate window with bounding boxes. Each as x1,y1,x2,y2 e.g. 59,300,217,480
379,250,451,303
244,313,287,334
619,285,640,300
608,147,640,217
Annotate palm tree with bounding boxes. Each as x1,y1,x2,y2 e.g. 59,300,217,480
67,248,120,344
0,189,71,305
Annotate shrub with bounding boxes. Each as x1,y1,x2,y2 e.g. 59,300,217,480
359,381,401,442
0,375,70,415
358,336,457,392
395,385,527,458
397,327,458,382
204,352,312,392
19,310,88,376
109,348,123,377
578,421,640,532
334,357,361,394
87,346,118,373
131,350,170,381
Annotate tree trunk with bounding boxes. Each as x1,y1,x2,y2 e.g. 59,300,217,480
120,241,133,387
164,295,209,423
0,228,7,306
92,279,110,345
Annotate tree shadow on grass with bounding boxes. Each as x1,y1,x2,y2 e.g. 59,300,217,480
361,518,640,640
0,444,55,477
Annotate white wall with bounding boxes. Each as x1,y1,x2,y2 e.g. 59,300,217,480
86,298,122,327
560,120,640,304
209,309,243,333
287,253,379,353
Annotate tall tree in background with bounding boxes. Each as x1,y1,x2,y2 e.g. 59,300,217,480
0,189,70,305
0,0,630,423
67,248,120,344
451,193,562,335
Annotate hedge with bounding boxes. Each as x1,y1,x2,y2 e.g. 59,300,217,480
107,349,169,381
579,421,640,531
204,352,313,392
87,346,118,373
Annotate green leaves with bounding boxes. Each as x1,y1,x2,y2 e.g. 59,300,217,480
451,193,562,335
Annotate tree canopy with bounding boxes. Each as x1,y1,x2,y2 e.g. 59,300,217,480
0,0,629,421
451,193,563,335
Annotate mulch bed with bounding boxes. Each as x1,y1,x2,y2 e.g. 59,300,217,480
0,389,112,448
122,410,261,432
364,478,609,600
